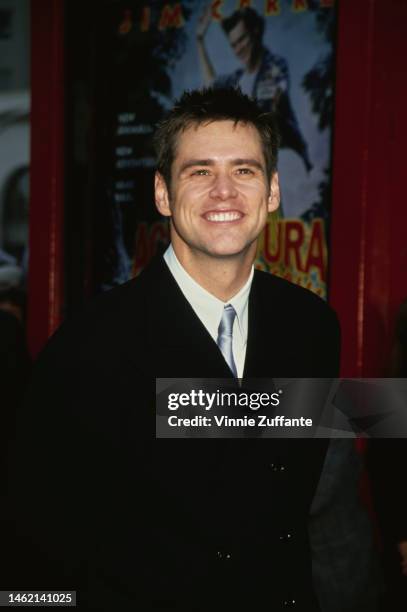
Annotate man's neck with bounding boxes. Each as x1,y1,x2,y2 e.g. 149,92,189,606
171,244,255,302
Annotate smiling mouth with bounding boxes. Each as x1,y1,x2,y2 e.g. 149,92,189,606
203,211,244,223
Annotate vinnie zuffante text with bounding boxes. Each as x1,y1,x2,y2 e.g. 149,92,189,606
165,389,313,428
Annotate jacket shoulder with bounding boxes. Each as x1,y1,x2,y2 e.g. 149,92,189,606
254,269,338,321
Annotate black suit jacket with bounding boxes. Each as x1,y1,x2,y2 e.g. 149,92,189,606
8,255,340,611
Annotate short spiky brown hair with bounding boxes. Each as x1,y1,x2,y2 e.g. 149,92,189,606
153,87,279,188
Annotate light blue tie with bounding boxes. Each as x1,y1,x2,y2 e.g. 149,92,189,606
217,304,238,377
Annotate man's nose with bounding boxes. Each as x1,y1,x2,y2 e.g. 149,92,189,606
209,173,238,201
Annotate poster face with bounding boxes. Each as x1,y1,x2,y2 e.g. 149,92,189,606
96,0,336,298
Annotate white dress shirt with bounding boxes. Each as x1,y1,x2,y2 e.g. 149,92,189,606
164,245,253,377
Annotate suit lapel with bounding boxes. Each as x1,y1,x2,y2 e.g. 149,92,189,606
142,256,234,378
143,259,280,379
243,270,277,379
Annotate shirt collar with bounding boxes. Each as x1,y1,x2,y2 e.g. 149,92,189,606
163,244,253,344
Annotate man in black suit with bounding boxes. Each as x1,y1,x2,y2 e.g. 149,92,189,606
8,88,378,611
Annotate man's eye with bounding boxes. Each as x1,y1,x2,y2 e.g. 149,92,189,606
236,168,254,175
192,169,210,176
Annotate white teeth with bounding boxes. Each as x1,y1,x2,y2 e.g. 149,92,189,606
205,211,242,222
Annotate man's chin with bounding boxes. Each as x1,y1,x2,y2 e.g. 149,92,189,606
201,243,255,260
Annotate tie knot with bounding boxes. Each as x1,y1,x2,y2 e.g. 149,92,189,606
218,304,236,338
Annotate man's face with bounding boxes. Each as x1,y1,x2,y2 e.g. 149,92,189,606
227,20,254,68
155,120,279,263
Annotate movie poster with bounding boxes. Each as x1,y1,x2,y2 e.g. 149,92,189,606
95,0,336,299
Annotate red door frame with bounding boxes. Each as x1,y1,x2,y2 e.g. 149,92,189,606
28,0,407,373
28,0,65,357
329,0,407,377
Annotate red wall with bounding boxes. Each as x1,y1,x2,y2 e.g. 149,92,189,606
330,0,407,376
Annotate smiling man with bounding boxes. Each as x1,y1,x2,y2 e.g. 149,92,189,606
8,88,381,612
155,109,279,306
156,120,278,262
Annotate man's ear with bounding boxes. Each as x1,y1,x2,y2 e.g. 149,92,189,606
155,172,172,217
267,171,280,214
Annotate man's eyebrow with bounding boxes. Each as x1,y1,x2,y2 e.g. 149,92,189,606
232,158,265,171
179,159,214,173
179,158,264,173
